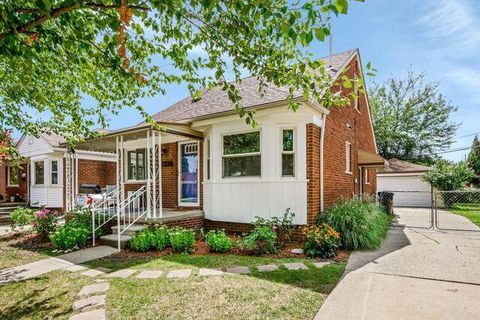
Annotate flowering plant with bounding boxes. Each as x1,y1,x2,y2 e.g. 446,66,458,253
31,208,62,235
303,224,340,258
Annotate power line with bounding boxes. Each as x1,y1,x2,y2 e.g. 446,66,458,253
453,131,480,140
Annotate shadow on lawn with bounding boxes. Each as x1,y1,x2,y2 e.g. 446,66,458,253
0,277,72,320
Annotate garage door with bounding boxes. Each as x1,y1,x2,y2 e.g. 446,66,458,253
377,174,432,208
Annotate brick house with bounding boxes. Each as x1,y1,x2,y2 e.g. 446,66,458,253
67,49,384,241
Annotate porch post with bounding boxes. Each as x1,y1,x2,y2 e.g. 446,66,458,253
158,131,163,218
65,151,71,211
146,130,151,218
116,136,121,251
152,130,157,218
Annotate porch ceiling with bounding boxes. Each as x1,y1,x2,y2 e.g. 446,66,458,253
66,122,203,153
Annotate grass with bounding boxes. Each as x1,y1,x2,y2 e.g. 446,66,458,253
0,232,57,270
0,270,93,320
449,203,480,227
106,261,346,320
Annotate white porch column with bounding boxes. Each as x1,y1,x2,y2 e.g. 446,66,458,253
146,130,151,218
157,131,163,218
65,149,77,212
152,130,157,218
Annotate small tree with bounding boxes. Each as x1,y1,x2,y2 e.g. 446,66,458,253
467,135,480,186
423,160,475,191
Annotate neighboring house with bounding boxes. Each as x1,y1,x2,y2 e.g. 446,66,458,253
14,133,116,208
67,48,384,237
377,158,432,207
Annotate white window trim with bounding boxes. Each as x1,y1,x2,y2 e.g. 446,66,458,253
50,160,59,185
33,160,45,186
221,129,262,179
7,166,19,187
353,73,360,113
178,140,200,207
280,127,296,178
345,141,352,174
205,138,211,181
364,168,370,184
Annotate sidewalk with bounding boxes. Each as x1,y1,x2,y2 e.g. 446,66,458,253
315,227,480,320
0,245,117,284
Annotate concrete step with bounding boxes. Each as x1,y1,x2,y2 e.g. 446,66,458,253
111,224,146,237
100,234,132,249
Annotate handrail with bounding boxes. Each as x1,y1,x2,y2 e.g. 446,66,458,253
91,187,120,246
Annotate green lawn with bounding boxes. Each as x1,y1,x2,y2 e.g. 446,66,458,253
0,232,57,270
449,203,480,227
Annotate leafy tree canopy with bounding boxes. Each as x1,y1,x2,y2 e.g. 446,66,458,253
423,159,475,191
370,70,459,165
1,0,362,147
467,135,480,185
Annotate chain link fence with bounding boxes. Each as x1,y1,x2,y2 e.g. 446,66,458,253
434,191,480,231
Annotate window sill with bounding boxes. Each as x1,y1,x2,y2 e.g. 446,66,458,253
7,185,19,188
345,171,353,175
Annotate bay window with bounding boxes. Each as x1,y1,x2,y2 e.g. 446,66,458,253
223,131,261,177
281,129,295,177
34,161,44,185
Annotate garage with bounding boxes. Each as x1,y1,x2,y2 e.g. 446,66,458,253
377,159,432,207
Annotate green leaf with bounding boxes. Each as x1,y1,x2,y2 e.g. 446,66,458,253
315,28,325,41
334,0,349,14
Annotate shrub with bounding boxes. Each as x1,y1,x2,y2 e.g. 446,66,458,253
237,225,278,255
130,229,154,252
50,224,90,250
169,228,196,253
303,224,340,258
32,208,62,235
10,208,35,231
423,160,475,191
253,208,295,247
151,226,170,250
316,198,389,250
205,229,233,253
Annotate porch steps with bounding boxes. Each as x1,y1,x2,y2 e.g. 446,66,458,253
111,224,147,237
99,225,147,249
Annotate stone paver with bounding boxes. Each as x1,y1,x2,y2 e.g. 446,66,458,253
166,269,192,279
65,265,88,272
136,270,164,279
95,267,112,273
106,269,136,278
227,266,251,274
284,262,308,270
256,264,279,272
70,308,106,320
78,282,109,297
198,268,223,276
73,295,106,310
80,269,105,277
312,261,331,269
291,248,304,254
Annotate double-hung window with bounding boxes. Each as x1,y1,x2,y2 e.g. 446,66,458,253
34,161,44,185
222,131,261,177
51,160,59,185
345,142,352,174
8,166,19,186
127,149,146,180
281,129,295,177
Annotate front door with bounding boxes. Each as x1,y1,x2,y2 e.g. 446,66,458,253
178,141,199,206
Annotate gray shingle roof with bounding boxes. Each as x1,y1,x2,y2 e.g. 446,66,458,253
380,159,432,173
151,49,357,123
40,133,65,147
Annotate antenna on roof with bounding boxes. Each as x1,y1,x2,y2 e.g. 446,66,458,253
328,22,333,68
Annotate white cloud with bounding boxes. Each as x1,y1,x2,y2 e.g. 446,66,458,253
446,66,480,94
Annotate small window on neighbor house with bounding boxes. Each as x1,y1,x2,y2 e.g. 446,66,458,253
281,129,295,177
127,149,146,180
51,160,59,185
34,161,44,185
8,166,19,186
345,142,352,173
223,131,261,177
364,168,370,184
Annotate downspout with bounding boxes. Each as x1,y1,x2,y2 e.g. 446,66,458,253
320,112,327,212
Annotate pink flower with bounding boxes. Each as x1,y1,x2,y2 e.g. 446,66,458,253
35,210,46,219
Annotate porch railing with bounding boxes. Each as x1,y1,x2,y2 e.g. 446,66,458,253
117,186,148,250
91,187,119,246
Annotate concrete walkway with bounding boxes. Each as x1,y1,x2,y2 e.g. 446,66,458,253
315,227,480,319
0,246,117,284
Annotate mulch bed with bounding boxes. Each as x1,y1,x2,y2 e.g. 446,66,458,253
0,232,54,252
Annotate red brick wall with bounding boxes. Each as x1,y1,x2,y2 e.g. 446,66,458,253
77,159,116,188
323,56,378,209
0,163,28,201
306,124,321,225
0,162,6,201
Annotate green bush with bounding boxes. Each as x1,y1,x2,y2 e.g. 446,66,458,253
316,198,389,250
205,229,233,253
237,225,278,255
253,208,295,247
169,228,196,253
151,226,170,250
50,224,90,250
303,224,340,258
10,208,35,231
130,229,154,252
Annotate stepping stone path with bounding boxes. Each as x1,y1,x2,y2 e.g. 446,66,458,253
227,266,251,274
106,269,136,278
257,264,279,272
81,269,107,277
284,262,309,270
70,281,109,319
66,265,88,272
313,261,331,269
70,309,105,320
198,268,223,276
166,269,192,279
136,270,164,279
78,282,109,297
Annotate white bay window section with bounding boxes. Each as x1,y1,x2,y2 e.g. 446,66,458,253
222,131,261,178
51,160,59,185
281,129,295,177
34,161,45,185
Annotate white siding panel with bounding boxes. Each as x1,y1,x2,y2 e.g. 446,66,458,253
18,135,53,158
30,186,63,208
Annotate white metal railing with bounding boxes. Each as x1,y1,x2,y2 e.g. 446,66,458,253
91,187,119,246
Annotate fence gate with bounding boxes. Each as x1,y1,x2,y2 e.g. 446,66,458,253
387,191,434,229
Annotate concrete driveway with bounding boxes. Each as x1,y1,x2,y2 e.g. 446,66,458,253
315,213,480,319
